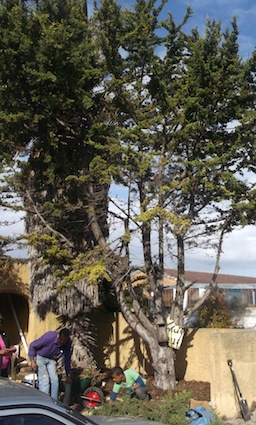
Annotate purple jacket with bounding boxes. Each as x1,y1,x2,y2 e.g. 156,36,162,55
28,331,71,374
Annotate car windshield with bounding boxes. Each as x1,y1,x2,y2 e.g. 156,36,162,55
0,410,90,425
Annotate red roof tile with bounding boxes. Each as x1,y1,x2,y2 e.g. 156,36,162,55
164,269,256,285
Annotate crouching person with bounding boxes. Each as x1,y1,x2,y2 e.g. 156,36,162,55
110,366,149,402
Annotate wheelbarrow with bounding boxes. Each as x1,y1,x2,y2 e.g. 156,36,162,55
61,374,105,409
22,371,105,409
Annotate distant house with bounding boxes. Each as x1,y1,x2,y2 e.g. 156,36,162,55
162,269,256,307
131,269,256,308
162,269,256,328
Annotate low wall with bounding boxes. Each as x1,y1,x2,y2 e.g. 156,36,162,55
175,328,256,418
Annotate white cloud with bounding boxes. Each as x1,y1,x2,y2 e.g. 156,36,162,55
1,189,255,276
109,191,256,277
184,226,256,277
233,6,256,23
222,226,256,263
0,208,25,237
0,207,27,258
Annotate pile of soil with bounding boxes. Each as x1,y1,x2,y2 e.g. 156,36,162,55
145,377,210,402
176,380,210,401
102,375,210,402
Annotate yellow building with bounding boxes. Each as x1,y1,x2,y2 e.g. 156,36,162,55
0,262,59,360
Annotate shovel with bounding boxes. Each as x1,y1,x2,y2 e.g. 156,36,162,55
227,359,251,421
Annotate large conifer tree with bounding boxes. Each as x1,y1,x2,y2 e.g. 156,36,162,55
92,0,256,388
0,0,113,367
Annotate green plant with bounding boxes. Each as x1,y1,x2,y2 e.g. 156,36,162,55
212,420,224,425
199,288,233,328
92,391,223,424
92,391,191,425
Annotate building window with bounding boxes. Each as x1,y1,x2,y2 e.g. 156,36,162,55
226,289,242,303
163,289,173,308
187,288,199,308
226,289,256,306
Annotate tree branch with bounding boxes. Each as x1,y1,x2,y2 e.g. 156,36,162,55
25,190,74,249
185,213,232,316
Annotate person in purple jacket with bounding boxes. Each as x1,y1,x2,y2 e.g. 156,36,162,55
28,328,72,399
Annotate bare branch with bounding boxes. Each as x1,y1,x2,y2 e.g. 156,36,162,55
109,197,141,229
185,213,232,315
115,271,156,342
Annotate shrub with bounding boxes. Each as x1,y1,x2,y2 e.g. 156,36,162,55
92,391,190,425
199,288,233,328
91,390,224,425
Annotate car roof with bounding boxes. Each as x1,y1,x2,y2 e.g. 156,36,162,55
0,378,90,424
0,378,63,410
0,379,165,425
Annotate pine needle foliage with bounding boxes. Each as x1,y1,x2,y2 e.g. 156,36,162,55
92,391,191,425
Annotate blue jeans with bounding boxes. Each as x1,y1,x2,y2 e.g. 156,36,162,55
36,354,59,399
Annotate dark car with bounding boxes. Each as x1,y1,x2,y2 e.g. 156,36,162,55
0,378,165,425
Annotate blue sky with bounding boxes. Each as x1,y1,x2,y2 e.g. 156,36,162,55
115,0,256,60
169,0,256,59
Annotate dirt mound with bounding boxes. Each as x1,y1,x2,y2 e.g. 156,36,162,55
145,377,210,402
176,380,210,401
103,375,210,402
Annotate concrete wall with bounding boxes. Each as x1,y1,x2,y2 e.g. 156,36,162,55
237,307,256,328
175,328,256,419
88,311,154,376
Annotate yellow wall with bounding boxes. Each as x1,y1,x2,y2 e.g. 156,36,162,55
175,328,256,418
25,309,60,350
0,263,60,360
19,309,256,419
88,311,154,377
